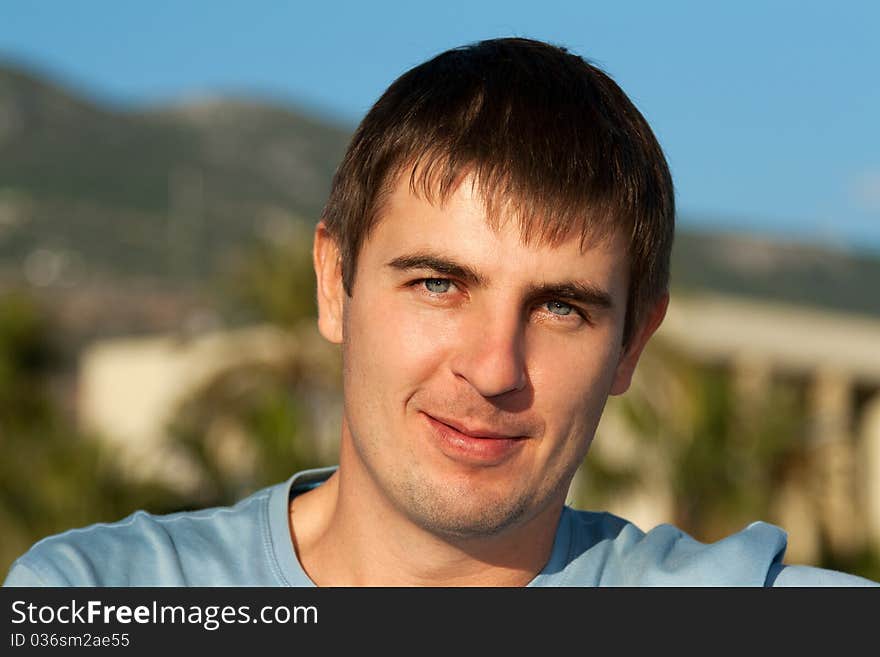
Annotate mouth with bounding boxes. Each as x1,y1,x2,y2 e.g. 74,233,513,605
421,412,528,466
427,414,524,439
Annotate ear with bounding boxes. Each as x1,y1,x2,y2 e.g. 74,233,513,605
610,292,669,395
313,221,345,344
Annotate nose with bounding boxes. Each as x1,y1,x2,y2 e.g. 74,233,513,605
450,311,528,398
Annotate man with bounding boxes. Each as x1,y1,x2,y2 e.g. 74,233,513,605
4,37,876,586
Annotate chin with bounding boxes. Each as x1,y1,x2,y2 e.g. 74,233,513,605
394,474,538,539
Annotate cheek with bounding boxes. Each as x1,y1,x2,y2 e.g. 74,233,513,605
344,293,453,398
529,330,621,437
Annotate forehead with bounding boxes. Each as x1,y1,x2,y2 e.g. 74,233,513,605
360,174,630,293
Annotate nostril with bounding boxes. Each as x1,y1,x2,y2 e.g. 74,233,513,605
451,352,527,398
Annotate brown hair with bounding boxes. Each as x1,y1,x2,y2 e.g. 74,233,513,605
321,37,675,345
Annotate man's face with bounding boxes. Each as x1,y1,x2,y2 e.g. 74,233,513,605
314,175,660,540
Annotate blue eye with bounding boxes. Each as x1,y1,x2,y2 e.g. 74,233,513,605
424,278,451,293
545,300,573,316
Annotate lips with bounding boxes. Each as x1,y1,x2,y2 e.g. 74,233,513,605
427,415,524,440
421,412,527,465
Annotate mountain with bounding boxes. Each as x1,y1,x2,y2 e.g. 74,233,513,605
0,62,352,284
671,229,880,318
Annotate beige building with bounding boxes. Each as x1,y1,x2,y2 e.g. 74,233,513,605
77,321,341,494
578,292,880,563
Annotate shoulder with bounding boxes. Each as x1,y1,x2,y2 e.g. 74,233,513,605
766,563,878,587
555,509,876,586
4,484,281,587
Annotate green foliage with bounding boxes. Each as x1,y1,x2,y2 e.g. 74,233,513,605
0,292,189,577
821,546,880,584
167,363,325,506
574,339,880,576
162,213,335,506
670,365,805,539
0,420,188,578
220,216,317,327
576,343,790,529
0,292,56,424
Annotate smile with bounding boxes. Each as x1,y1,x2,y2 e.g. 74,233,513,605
421,412,527,466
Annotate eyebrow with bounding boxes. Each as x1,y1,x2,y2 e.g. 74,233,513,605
385,252,615,309
532,280,614,310
387,254,489,287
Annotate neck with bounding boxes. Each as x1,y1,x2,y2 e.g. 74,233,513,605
289,456,564,587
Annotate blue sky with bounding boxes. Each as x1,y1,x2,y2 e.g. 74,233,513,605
2,0,879,252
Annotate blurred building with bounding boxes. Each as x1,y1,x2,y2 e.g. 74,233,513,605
578,292,880,564
77,321,342,495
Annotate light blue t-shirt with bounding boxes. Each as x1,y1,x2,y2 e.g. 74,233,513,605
4,467,876,587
